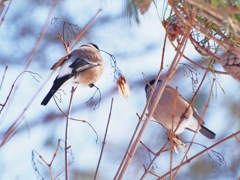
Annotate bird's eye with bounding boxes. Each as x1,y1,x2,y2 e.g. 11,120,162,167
149,79,156,85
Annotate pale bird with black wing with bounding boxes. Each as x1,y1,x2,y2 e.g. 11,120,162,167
41,43,104,106
145,79,216,139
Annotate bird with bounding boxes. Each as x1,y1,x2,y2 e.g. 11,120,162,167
41,43,104,106
145,79,216,139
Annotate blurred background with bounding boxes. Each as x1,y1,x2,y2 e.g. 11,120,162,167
0,0,239,179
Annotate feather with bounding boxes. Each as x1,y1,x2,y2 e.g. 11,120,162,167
41,75,70,105
51,55,68,70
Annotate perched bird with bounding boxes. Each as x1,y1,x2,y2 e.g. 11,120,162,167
41,43,104,106
145,79,216,139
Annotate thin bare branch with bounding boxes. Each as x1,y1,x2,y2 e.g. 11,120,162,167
52,93,99,142
94,98,114,180
0,65,8,93
0,71,41,114
160,130,240,179
0,71,54,147
0,0,13,27
173,77,216,179
65,86,77,180
140,141,169,179
117,31,190,179
70,9,102,50
25,0,57,70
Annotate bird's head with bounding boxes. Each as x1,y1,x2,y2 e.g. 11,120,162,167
81,43,99,51
145,79,162,94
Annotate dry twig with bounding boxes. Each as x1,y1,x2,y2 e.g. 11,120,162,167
94,98,114,180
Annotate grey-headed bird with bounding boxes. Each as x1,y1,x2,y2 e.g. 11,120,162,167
145,79,215,139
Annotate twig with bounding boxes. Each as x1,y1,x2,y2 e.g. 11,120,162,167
0,71,41,114
114,32,169,179
0,65,8,93
173,78,216,179
0,69,54,148
25,0,57,70
52,94,99,142
94,98,114,180
70,9,102,50
65,86,76,180
0,0,13,27
140,141,156,155
170,41,227,75
0,0,57,125
140,141,169,179
172,61,210,136
117,32,190,179
32,139,62,180
114,113,143,179
169,87,179,180
159,130,240,179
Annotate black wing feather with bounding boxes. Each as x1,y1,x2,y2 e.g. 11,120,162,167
69,58,97,76
41,75,71,106
41,58,99,106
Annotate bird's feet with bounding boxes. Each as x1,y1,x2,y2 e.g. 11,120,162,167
166,132,186,154
86,83,101,110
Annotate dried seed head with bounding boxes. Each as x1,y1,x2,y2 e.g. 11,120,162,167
167,16,187,42
220,50,240,81
117,74,131,98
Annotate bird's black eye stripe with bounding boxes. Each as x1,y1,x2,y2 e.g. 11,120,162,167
90,43,99,50
145,79,162,92
149,79,156,85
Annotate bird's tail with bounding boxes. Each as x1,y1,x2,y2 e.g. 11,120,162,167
41,88,56,106
41,76,69,106
200,125,216,139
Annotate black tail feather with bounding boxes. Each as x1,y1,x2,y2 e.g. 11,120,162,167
200,125,216,139
41,75,70,106
41,88,56,105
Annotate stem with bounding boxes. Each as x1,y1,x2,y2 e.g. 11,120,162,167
117,32,189,179
65,86,76,180
94,98,114,180
160,130,240,179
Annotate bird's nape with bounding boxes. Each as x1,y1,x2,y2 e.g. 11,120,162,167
145,79,162,92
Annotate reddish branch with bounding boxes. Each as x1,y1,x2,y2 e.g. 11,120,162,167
116,31,190,179
0,0,13,27
64,86,77,180
94,98,114,180
159,130,240,179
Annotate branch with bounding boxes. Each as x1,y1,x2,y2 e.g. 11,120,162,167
0,65,8,93
94,98,114,180
117,31,190,179
0,0,13,27
160,130,240,179
65,86,76,180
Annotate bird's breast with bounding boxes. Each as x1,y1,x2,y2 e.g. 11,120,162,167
73,64,104,86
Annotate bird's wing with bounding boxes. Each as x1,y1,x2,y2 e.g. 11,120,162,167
69,58,100,75
165,85,195,119
51,55,69,70
192,107,205,124
165,85,206,124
